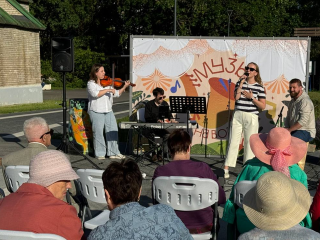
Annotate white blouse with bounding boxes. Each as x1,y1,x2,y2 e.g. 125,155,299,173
87,80,120,113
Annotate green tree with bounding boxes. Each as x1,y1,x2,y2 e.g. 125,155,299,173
30,0,105,87
30,0,320,87
297,0,320,60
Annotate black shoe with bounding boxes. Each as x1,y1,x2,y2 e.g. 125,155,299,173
151,155,158,162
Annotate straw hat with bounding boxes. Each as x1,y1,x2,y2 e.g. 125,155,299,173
243,171,311,231
250,127,307,166
28,150,79,187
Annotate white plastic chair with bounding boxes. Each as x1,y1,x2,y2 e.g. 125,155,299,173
153,176,219,240
76,169,110,230
137,108,146,123
234,180,257,208
0,230,66,239
232,180,257,239
5,165,30,192
0,188,5,199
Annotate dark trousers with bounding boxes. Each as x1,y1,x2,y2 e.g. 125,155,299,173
144,128,169,156
291,130,313,142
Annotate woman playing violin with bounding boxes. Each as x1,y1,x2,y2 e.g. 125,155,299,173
87,64,130,160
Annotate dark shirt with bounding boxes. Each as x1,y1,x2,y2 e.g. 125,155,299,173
152,160,226,230
144,99,172,123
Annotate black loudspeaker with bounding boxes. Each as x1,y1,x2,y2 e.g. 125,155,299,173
51,37,74,72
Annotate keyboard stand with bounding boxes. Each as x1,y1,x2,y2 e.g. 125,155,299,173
133,124,170,165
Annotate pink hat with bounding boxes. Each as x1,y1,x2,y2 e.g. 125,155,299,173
250,128,307,176
28,150,79,187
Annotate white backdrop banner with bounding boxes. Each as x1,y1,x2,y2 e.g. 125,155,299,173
130,36,310,155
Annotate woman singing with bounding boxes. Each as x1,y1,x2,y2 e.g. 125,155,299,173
87,64,130,160
224,62,266,178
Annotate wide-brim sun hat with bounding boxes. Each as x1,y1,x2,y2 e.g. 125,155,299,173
243,171,311,231
28,150,79,187
249,127,307,166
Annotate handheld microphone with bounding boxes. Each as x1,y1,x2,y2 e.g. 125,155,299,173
237,72,249,83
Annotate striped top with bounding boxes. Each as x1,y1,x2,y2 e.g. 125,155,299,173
235,81,266,115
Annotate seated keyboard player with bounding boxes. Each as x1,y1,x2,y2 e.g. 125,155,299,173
144,87,177,161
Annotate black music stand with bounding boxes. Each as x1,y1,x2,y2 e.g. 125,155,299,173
275,106,284,127
156,105,171,164
169,96,207,150
201,92,210,158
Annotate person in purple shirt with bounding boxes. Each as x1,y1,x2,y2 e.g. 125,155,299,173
152,129,226,234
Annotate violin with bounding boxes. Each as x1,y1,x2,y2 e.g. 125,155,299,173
100,76,136,90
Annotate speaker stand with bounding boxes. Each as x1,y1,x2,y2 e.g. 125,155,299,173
57,73,101,170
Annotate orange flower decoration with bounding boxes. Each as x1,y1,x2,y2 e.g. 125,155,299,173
264,75,289,94
141,69,172,93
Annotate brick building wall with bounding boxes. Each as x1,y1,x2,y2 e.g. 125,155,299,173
0,0,22,15
0,0,44,105
19,3,29,12
0,28,41,87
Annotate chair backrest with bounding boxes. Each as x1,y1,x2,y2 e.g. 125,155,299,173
5,165,30,192
0,230,66,240
234,180,257,208
137,108,146,123
76,169,105,204
153,176,219,211
0,188,5,199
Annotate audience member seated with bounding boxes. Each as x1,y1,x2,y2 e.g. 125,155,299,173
238,171,320,240
2,117,52,192
0,150,85,240
152,129,226,234
222,127,312,238
88,159,192,240
310,180,320,232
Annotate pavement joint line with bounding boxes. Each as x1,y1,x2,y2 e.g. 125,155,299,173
0,102,129,121
113,101,129,105
114,110,129,115
1,110,129,139
2,123,62,139
0,110,63,120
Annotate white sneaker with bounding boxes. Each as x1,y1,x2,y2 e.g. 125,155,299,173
109,154,126,159
224,170,230,179
96,156,106,160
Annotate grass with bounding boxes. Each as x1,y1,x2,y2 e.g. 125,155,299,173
309,91,320,119
51,87,85,90
0,100,63,114
305,91,320,149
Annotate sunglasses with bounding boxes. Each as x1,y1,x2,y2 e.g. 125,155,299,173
40,129,54,139
245,66,256,72
158,96,166,100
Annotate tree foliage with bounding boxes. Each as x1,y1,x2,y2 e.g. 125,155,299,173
30,0,320,87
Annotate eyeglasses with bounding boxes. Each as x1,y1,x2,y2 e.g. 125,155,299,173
245,66,256,72
40,129,54,139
